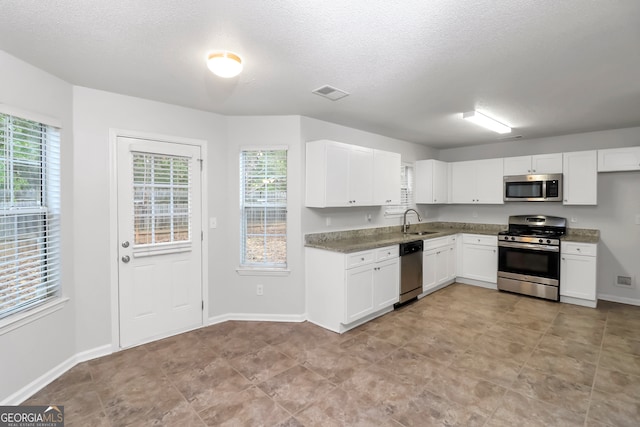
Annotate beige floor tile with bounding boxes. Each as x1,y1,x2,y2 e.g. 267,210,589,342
537,333,601,364
198,386,290,427
588,389,640,427
524,348,597,386
257,365,335,414
468,334,533,364
599,350,640,376
490,391,585,427
229,345,297,383
391,389,487,427
594,367,640,403
548,322,605,346
451,349,522,387
602,333,640,357
483,322,544,347
510,367,592,414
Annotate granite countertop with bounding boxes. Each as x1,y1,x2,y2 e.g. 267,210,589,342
305,221,600,253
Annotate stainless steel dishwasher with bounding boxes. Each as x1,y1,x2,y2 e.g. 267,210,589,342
396,240,423,306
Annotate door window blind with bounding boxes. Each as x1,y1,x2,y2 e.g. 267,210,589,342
0,113,60,319
132,153,191,247
240,149,287,267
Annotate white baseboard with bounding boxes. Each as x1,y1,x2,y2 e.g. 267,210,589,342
597,293,640,307
208,312,307,326
1,344,112,406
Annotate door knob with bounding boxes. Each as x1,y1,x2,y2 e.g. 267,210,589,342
122,255,130,263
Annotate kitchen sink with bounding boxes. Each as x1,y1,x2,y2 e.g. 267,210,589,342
406,231,437,236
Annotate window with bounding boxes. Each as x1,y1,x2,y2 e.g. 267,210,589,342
132,153,191,246
240,149,287,268
0,113,60,320
385,162,415,215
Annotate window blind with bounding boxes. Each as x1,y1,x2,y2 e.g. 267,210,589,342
0,113,61,319
386,163,415,215
132,153,191,247
240,149,287,267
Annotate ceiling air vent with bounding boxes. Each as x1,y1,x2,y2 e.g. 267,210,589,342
312,85,349,101
498,134,523,140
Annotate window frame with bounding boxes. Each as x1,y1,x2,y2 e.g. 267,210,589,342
385,161,416,217
0,108,63,329
238,147,289,274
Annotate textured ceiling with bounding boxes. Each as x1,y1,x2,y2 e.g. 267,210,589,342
1,0,639,148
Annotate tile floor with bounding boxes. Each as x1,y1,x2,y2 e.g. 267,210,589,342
24,283,640,426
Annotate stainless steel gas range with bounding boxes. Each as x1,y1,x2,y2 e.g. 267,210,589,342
497,215,567,301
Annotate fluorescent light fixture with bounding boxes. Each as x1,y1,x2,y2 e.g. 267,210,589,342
463,110,511,134
207,51,243,78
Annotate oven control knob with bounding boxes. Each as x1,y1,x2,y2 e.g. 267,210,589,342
510,236,515,241
539,239,543,243
547,239,551,244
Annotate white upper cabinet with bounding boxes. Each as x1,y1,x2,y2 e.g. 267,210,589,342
415,159,449,204
563,150,597,205
598,146,640,172
503,153,563,175
373,149,401,205
305,140,374,207
451,158,504,204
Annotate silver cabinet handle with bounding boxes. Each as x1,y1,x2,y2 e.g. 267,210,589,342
122,255,130,263
121,241,130,248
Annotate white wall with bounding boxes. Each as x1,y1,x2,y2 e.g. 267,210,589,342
222,116,305,318
300,116,438,233
72,87,227,351
0,51,76,402
436,127,640,304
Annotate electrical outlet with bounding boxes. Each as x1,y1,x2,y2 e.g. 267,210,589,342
571,217,578,223
256,284,264,295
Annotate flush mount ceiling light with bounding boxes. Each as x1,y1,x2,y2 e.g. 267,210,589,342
463,110,511,134
207,51,243,78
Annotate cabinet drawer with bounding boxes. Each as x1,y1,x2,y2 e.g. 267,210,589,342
375,245,398,262
423,236,449,250
562,242,597,257
462,234,497,246
346,250,375,269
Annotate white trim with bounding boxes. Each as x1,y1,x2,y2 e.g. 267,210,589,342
239,145,289,152
0,104,62,128
0,344,111,405
597,293,640,307
560,296,597,308
0,298,69,336
235,268,291,277
208,312,306,326
108,129,209,351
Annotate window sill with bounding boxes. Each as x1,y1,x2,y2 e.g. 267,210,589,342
236,268,291,277
0,297,70,336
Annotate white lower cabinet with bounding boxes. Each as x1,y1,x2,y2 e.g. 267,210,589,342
460,234,498,284
560,242,598,307
423,236,457,293
306,245,399,333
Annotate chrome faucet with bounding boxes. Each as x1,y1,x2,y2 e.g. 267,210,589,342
402,209,422,234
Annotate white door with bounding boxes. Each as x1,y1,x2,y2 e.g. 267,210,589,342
117,137,203,348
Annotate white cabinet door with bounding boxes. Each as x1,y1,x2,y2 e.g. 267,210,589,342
374,258,400,309
373,149,401,205
475,158,504,204
415,159,449,204
462,243,498,283
532,153,563,174
446,244,457,281
598,147,640,172
324,142,351,206
560,254,597,301
349,146,374,206
503,156,533,175
450,161,476,203
563,150,597,205
423,249,438,292
344,264,375,324
435,250,448,285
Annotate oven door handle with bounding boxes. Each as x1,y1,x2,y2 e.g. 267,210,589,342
498,241,560,252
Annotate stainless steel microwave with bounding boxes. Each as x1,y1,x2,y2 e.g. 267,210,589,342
504,174,563,202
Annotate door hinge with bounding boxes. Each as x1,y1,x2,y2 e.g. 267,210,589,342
202,301,204,310
198,158,203,171
201,231,204,241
